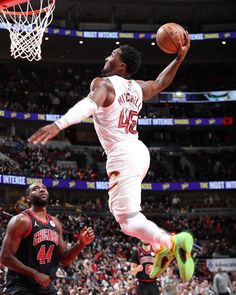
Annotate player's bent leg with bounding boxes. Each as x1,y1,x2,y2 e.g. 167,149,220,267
118,212,172,250
171,232,195,282
149,246,174,279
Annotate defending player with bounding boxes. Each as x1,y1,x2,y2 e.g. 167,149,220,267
28,35,194,282
0,182,95,295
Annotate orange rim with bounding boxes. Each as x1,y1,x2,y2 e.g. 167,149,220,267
0,0,55,16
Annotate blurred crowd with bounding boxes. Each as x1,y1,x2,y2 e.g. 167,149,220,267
0,202,236,294
0,62,235,117
0,62,93,114
0,138,106,181
1,138,236,182
147,149,236,182
141,101,235,120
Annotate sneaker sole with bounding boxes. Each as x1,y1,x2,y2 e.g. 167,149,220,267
149,250,174,279
184,257,195,282
174,232,194,282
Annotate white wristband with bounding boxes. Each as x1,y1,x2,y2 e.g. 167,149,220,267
55,97,98,130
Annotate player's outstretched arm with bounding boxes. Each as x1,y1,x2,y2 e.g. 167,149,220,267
58,225,95,266
28,77,108,145
138,31,190,101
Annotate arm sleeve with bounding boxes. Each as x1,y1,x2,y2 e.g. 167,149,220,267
55,97,98,130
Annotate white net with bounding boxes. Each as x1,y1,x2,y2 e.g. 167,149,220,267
0,0,55,61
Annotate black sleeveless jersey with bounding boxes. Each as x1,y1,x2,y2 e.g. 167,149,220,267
131,246,156,281
6,209,60,294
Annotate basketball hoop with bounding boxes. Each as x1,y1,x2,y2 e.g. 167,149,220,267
0,0,55,61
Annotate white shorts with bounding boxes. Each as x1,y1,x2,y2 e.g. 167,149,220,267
106,139,150,220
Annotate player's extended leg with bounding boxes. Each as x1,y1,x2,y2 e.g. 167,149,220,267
108,141,194,281
118,212,174,276
118,213,195,281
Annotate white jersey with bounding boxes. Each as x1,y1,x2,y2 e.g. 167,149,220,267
93,75,143,154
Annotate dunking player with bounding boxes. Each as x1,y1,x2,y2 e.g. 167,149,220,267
130,241,160,295
28,35,194,281
0,182,95,295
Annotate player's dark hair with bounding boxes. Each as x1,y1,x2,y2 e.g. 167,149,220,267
119,45,141,76
25,183,36,196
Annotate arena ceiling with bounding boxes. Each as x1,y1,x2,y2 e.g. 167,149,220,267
54,0,236,32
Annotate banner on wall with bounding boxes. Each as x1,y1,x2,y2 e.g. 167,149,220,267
1,174,236,191
206,258,236,272
160,90,236,103
0,110,233,126
1,23,236,41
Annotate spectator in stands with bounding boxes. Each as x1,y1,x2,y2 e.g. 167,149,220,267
213,266,232,295
56,266,67,279
14,196,29,214
232,280,236,295
161,267,178,295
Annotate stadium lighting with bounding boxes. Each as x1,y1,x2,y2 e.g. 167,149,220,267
175,91,183,97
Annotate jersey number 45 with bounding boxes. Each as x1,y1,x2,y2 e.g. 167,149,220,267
118,109,138,134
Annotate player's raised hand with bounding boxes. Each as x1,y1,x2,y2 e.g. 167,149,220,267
136,264,143,272
28,123,60,145
177,31,190,61
79,226,95,246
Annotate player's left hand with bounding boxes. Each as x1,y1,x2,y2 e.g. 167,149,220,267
79,226,95,246
28,123,60,145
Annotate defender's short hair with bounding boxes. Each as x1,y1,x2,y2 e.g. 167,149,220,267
119,45,141,76
25,186,31,196
25,182,41,196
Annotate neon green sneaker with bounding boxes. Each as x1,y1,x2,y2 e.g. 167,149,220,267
149,246,174,279
172,232,195,282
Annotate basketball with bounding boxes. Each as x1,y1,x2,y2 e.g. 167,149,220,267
156,23,186,54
